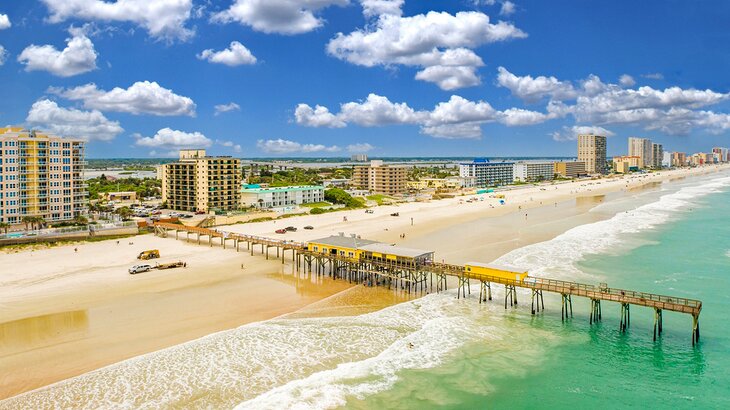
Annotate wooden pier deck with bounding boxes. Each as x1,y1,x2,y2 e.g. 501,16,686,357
153,222,703,344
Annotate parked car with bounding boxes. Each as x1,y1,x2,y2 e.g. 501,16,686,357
129,264,152,274
275,229,287,234
181,214,193,219
195,210,206,215
285,226,297,232
304,226,314,230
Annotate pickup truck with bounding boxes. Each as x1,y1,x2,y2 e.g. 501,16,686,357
129,264,152,274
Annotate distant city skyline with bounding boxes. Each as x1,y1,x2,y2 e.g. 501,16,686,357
1,1,730,158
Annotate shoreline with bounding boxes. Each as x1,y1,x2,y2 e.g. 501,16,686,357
1,164,729,401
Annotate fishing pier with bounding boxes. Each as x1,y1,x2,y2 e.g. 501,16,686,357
153,222,703,345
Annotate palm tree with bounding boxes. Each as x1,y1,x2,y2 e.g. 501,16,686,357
0,222,10,235
116,206,133,221
21,216,34,231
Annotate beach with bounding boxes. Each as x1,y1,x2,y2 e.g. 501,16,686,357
1,164,729,404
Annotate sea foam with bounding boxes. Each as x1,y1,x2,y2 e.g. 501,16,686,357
494,175,730,282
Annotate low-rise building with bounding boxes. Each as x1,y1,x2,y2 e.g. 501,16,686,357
103,191,137,202
553,161,586,178
459,158,514,187
612,156,641,174
513,161,555,182
351,160,407,195
322,178,350,188
240,185,324,209
407,176,471,190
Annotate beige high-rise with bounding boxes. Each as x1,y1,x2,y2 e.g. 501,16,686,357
0,127,87,225
577,134,607,174
161,149,241,212
351,160,407,195
628,137,653,168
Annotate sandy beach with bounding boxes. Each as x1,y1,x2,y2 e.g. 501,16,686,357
1,164,728,401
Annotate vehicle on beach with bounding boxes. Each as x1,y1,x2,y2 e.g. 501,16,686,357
128,264,152,274
137,249,160,260
365,209,374,214
285,226,297,231
275,229,287,234
390,212,400,216
304,226,314,230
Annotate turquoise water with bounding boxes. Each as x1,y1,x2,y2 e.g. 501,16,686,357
344,175,730,409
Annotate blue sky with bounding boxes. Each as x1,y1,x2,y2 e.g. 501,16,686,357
0,0,729,158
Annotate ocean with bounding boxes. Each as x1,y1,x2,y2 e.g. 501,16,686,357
3,170,730,409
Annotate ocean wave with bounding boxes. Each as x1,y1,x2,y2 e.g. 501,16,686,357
494,175,730,282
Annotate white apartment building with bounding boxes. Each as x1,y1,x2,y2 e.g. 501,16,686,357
459,159,514,187
628,137,653,168
513,161,555,182
241,185,324,209
0,127,87,226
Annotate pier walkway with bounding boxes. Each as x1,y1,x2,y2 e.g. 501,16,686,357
153,222,702,344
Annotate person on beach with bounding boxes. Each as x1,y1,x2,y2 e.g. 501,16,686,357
74,247,78,253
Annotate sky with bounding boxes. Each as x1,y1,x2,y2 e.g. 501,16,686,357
0,0,729,158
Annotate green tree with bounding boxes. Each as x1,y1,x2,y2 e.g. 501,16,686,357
116,206,133,220
0,222,10,234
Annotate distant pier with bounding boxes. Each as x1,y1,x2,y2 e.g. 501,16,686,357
153,222,702,345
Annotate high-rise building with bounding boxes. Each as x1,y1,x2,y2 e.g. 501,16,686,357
553,161,587,178
628,137,653,168
513,161,555,182
161,149,241,212
651,143,664,169
577,134,607,174
672,152,687,167
351,160,407,195
350,154,368,162
0,127,87,225
712,147,728,163
459,158,514,187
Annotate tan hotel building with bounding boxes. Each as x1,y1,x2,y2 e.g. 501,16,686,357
351,160,407,195
577,134,607,174
0,127,87,225
161,149,241,212
554,161,586,178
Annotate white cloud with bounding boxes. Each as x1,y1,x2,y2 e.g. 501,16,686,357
339,94,426,126
0,45,7,65
619,74,635,87
17,28,97,77
327,11,526,89
212,0,348,35
294,94,554,139
360,0,403,17
295,104,346,128
198,41,257,66
643,73,664,80
40,0,194,41
50,81,196,116
26,99,123,141
214,102,241,116
347,143,374,152
0,13,10,30
216,139,242,153
134,128,212,151
550,125,615,142
257,139,340,154
497,66,576,102
500,1,516,16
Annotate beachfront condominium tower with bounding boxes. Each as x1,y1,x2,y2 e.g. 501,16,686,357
0,127,87,226
651,143,664,169
161,149,241,212
351,160,407,195
459,158,514,187
577,134,607,174
671,152,687,167
628,137,653,168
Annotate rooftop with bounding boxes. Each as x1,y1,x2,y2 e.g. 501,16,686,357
241,185,324,193
465,261,528,273
359,243,434,258
309,235,380,249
